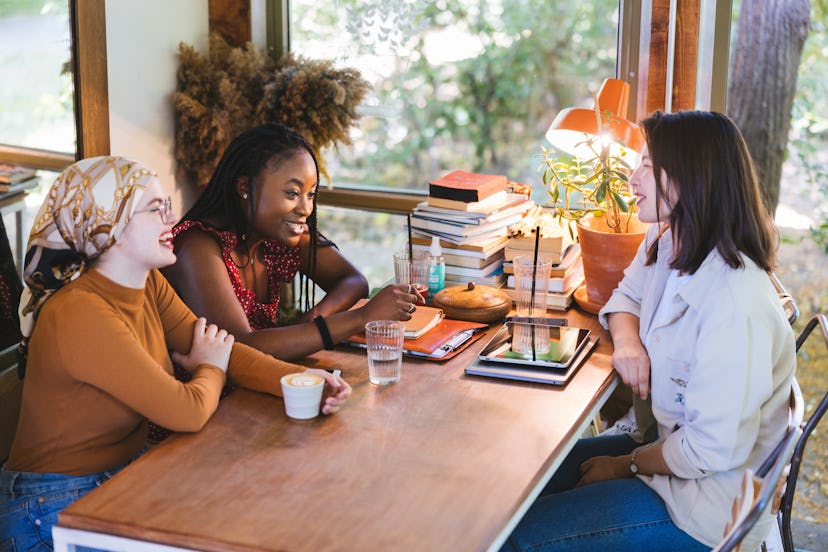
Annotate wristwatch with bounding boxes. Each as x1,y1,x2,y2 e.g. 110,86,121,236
630,448,641,475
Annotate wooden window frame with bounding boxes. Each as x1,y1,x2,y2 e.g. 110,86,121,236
269,1,731,215
0,0,109,172
634,0,731,117
2,1,730,210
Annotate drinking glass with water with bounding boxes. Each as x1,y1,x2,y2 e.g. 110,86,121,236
365,320,405,385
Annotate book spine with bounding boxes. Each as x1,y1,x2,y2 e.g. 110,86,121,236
443,263,503,278
429,184,481,203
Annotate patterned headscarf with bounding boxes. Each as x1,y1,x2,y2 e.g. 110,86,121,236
18,156,158,345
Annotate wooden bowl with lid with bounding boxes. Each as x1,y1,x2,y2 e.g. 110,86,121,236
431,282,511,324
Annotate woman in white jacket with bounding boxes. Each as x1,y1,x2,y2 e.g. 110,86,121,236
502,111,796,551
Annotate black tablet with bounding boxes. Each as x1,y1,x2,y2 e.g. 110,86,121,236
477,320,591,369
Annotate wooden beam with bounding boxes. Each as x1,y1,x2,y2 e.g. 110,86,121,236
673,0,701,110
317,187,423,216
710,0,733,112
266,0,290,59
0,146,74,172
209,0,251,47
71,0,110,159
645,0,671,115
619,0,643,121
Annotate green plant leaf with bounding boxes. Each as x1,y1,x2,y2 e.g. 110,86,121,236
612,191,630,212
595,183,607,204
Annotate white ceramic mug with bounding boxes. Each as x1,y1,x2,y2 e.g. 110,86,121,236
280,373,325,420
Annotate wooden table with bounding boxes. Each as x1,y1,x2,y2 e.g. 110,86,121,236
54,309,618,552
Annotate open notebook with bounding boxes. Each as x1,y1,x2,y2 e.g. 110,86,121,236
404,305,445,338
344,300,489,360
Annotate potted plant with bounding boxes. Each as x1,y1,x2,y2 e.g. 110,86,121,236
539,88,648,313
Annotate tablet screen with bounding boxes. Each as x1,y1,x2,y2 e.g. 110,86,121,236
478,322,591,369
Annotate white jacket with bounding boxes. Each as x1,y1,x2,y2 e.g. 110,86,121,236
599,225,797,549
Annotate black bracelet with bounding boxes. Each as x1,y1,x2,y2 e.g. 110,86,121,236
313,315,335,350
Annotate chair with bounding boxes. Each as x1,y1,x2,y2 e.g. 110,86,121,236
770,272,799,326
0,215,23,462
712,425,801,552
776,314,828,552
0,343,22,463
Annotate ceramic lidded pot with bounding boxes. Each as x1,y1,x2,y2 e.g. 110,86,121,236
431,282,511,324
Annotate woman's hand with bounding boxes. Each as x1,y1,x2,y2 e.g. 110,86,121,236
360,284,422,322
171,317,234,374
612,338,652,400
575,455,631,487
306,368,352,415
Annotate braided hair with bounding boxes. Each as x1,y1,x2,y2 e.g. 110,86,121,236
180,124,326,313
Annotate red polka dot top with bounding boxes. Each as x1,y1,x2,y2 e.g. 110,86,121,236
173,221,302,330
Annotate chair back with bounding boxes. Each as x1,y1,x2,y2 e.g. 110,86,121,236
778,313,828,552
712,426,800,552
0,344,22,463
756,379,805,478
769,272,799,326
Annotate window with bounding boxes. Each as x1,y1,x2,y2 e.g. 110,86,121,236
0,1,76,274
285,1,622,289
0,0,75,155
318,206,407,288
289,0,620,194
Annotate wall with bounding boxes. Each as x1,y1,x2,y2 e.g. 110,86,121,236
105,0,209,214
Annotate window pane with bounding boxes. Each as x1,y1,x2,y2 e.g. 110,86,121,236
290,0,619,192
0,0,75,154
1,171,53,276
317,205,406,289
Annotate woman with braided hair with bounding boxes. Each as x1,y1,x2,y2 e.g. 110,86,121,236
163,124,419,361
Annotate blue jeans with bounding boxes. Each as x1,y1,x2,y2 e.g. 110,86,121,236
501,434,710,552
0,462,131,552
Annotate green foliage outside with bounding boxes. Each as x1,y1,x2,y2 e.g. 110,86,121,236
793,0,828,253
0,0,63,17
0,0,42,17
292,0,618,191
0,0,73,152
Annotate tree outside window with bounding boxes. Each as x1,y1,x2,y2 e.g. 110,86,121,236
0,0,74,154
290,0,620,192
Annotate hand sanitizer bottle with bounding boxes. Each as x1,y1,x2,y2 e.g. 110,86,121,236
428,236,445,303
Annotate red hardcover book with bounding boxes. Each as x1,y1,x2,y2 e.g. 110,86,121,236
428,170,508,203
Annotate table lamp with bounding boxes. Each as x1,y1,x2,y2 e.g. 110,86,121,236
544,78,645,165
541,78,648,315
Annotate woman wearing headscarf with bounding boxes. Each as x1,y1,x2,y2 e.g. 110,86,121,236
0,157,350,551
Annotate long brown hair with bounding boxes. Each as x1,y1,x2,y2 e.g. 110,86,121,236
643,110,777,273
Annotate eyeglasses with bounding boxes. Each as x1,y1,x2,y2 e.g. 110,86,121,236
135,196,174,223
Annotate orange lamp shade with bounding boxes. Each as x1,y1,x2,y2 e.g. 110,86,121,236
545,78,645,162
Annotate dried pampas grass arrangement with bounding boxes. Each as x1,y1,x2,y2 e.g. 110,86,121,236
174,34,370,190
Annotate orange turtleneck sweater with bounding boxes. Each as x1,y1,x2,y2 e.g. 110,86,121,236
7,269,303,475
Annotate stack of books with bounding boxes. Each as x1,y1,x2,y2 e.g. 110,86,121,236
409,170,534,288
501,210,583,310
0,163,38,195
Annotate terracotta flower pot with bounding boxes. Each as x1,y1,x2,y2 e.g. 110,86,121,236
574,214,648,314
